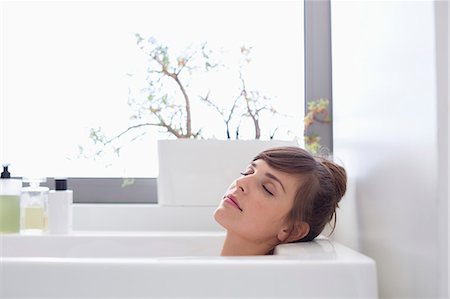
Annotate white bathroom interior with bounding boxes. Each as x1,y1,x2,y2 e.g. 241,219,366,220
0,0,449,298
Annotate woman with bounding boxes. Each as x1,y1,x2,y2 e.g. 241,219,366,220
214,146,347,256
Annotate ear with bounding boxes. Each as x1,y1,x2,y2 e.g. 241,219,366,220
277,221,310,243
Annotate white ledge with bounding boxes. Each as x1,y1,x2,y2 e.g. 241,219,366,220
73,204,221,231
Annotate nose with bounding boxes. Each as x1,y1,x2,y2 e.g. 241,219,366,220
235,177,246,193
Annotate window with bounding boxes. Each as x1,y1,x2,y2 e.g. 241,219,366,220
1,0,306,202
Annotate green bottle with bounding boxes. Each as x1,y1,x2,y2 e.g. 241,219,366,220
0,164,22,233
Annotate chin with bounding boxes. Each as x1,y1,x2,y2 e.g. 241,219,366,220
213,207,228,229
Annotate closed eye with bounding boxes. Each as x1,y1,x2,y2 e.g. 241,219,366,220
263,185,274,196
240,169,253,176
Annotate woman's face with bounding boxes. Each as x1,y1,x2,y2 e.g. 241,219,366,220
214,159,301,244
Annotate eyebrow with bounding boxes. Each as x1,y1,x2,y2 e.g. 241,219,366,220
251,162,286,194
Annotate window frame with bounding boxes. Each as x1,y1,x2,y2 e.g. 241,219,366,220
304,0,333,154
5,0,333,204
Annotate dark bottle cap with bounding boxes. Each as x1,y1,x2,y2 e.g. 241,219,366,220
55,178,68,191
1,164,11,178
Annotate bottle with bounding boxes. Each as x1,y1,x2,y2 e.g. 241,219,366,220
21,177,49,233
48,178,73,234
0,164,22,233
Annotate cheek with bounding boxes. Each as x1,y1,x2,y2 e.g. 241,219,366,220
245,204,287,233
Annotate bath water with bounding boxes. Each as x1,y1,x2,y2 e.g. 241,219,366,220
0,195,20,233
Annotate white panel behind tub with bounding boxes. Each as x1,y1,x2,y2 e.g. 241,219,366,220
157,139,298,206
1,233,377,298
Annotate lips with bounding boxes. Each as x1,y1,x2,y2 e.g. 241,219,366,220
224,194,243,212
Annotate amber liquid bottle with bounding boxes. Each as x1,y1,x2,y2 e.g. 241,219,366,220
21,178,49,233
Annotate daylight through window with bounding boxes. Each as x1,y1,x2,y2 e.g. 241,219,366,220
1,1,304,178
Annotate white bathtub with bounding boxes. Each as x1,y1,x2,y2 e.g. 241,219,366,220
0,231,377,298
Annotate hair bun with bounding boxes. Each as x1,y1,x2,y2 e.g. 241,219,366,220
319,159,347,202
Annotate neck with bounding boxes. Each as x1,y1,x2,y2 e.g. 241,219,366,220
220,232,277,256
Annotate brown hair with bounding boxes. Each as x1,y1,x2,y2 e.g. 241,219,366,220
253,146,347,242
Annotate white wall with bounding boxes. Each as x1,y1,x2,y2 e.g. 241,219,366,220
330,0,448,298
435,1,449,297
